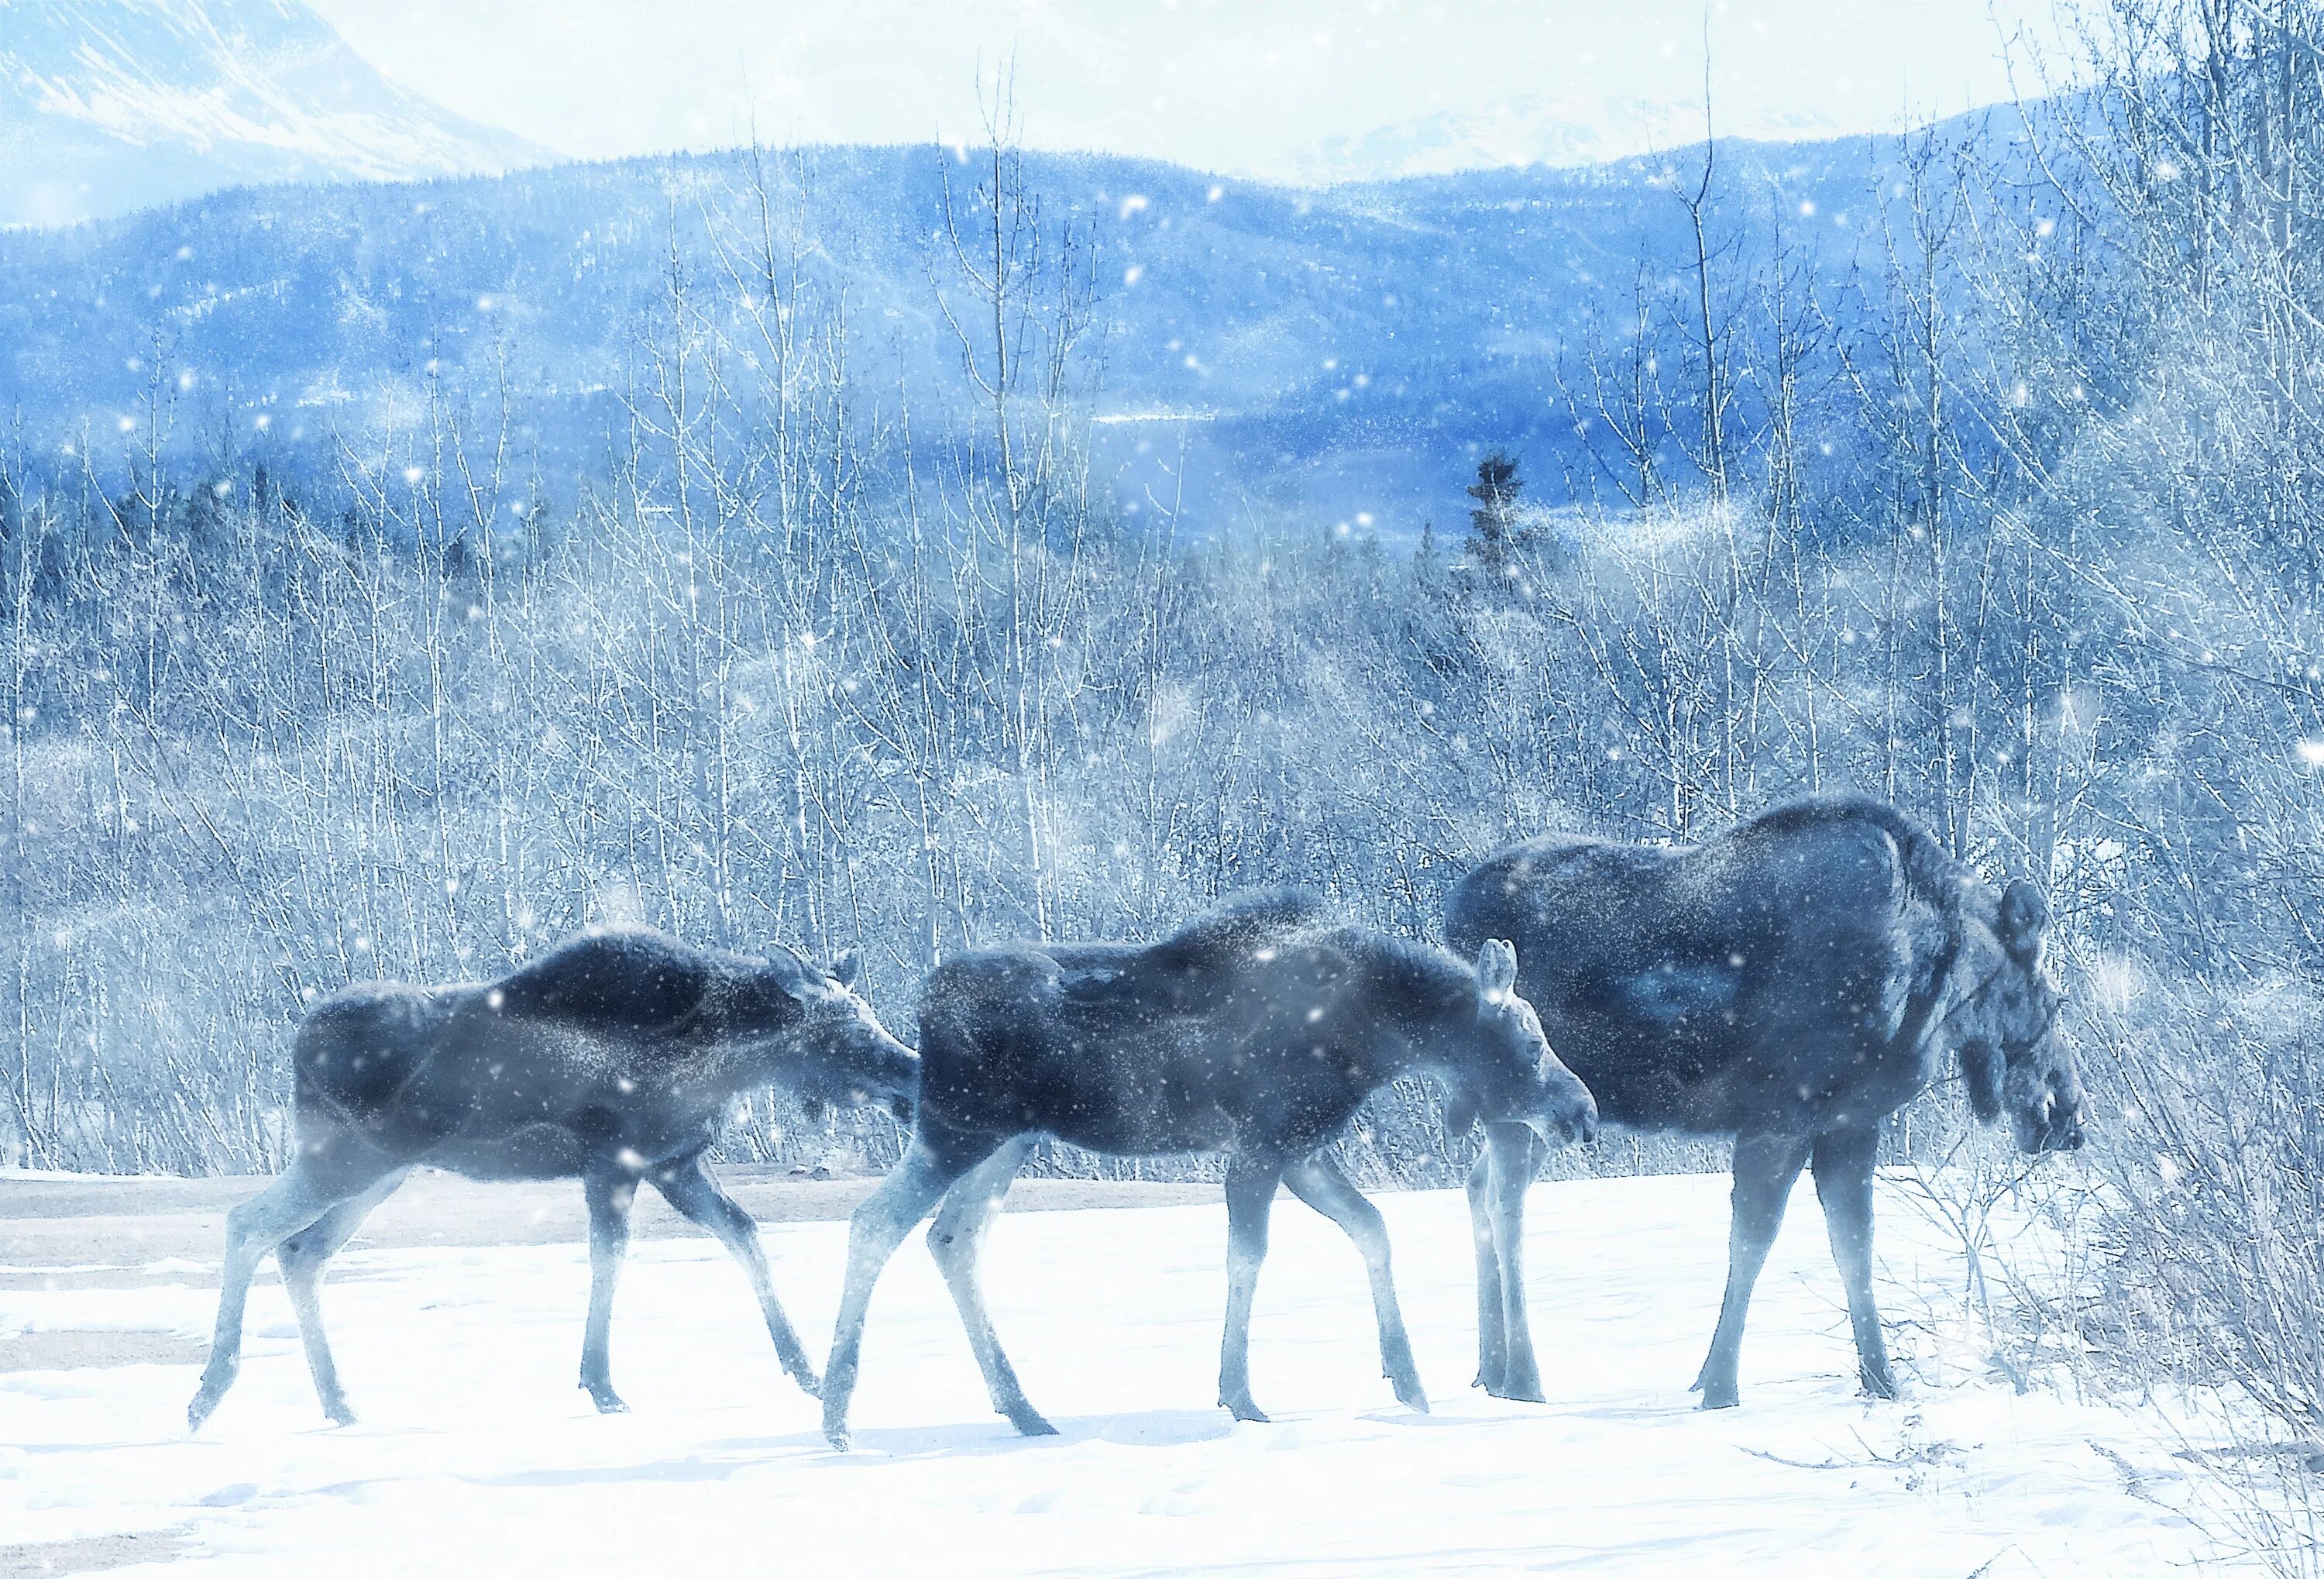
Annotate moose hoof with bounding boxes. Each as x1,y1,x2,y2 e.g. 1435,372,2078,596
323,1399,359,1428
1222,1397,1270,1425
186,1392,221,1435
1697,1385,1741,1411
1489,1382,1546,1405
1006,1407,1060,1438
823,1425,851,1451
1859,1368,1899,1402
1394,1381,1431,1414
791,1369,824,1401
582,1383,629,1415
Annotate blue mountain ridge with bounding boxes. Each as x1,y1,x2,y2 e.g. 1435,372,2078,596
0,110,2042,538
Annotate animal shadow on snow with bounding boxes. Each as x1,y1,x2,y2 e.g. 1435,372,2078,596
702,1406,1244,1464
456,1414,1134,1484
813,1405,1243,1459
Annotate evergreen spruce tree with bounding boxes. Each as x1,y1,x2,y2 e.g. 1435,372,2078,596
1466,452,1522,577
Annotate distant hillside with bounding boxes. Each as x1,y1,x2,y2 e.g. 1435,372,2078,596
1284,93,1841,185
0,0,548,228
0,114,2030,535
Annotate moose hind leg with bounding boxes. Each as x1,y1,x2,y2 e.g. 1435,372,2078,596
1693,1130,1811,1410
653,1155,820,1398
927,1137,1053,1436
822,1132,982,1450
1218,1155,1285,1424
1810,1125,1896,1400
187,1159,359,1433
1284,1154,1426,1412
579,1167,640,1413
277,1171,407,1426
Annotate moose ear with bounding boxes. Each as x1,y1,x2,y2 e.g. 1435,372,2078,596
1476,937,1519,1001
826,948,863,990
1996,881,2050,967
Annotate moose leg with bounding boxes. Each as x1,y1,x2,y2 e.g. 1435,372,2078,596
1283,1154,1427,1412
277,1170,408,1426
1693,1130,1812,1410
1810,1124,1896,1400
1464,1142,1508,1393
1483,1122,1547,1402
1218,1154,1286,1424
927,1137,1053,1436
652,1155,820,1398
579,1166,640,1413
188,1158,365,1433
822,1130,985,1450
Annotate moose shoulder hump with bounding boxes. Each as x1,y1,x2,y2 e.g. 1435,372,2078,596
489,927,730,1034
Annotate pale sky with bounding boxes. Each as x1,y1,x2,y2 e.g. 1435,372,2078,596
308,0,2079,179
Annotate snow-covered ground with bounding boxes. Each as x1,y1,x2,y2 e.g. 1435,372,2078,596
2,1173,2245,1577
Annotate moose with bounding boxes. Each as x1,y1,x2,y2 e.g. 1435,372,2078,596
816,890,1599,1450
187,925,918,1432
1446,797,2087,1409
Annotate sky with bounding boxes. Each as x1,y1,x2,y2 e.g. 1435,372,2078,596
306,0,2082,181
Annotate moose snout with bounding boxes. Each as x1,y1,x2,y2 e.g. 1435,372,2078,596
1563,1095,1601,1147
1536,1068,1599,1147
2044,1098,2089,1152
2018,1087,2089,1154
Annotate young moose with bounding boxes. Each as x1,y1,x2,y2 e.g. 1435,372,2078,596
818,891,1599,1450
1446,797,2088,1409
187,925,917,1432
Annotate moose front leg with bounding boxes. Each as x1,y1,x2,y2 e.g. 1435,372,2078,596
579,1166,639,1413
1810,1124,1896,1400
1218,1155,1285,1424
1464,1140,1508,1394
1283,1154,1426,1412
1483,1122,1546,1402
653,1154,820,1398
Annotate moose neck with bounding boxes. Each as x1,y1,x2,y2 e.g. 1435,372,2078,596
1348,939,1480,1086
684,979,812,1103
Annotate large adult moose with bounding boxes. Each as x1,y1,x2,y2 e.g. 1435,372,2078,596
1446,797,2087,1409
187,925,917,1432
817,890,1599,1449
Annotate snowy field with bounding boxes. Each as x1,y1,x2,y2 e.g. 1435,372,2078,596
2,1172,2248,1577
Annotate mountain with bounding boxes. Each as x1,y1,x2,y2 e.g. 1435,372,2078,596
0,126,1954,537
0,0,548,228
1286,95,1841,186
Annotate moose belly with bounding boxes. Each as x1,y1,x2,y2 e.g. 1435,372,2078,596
927,1053,1241,1155
425,1123,594,1181
1040,1098,1237,1156
1560,1010,1917,1137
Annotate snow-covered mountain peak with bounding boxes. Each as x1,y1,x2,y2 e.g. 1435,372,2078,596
1285,93,1842,186
0,0,549,227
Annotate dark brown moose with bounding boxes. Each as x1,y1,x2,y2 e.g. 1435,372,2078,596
1446,797,2086,1409
187,925,916,1431
816,890,1599,1449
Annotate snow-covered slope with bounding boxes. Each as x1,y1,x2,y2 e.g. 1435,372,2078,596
1288,93,1840,185
0,1175,2257,1575
0,0,548,228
